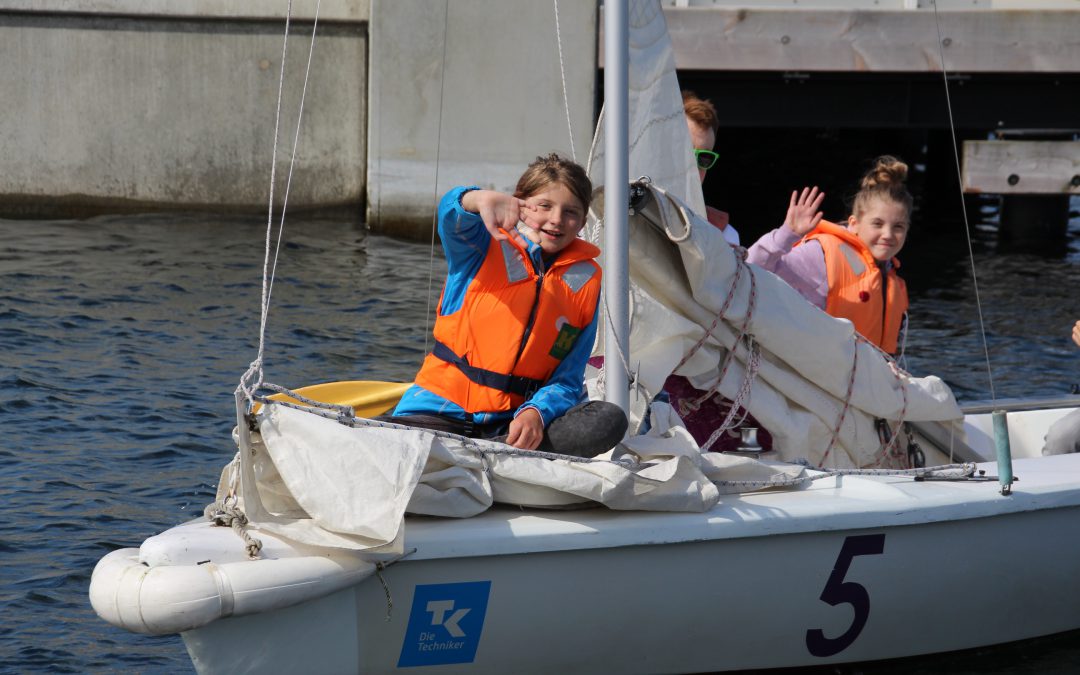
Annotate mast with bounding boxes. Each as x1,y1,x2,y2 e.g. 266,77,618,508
603,0,630,414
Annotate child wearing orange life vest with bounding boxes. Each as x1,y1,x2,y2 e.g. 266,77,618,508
388,154,627,458
746,156,913,355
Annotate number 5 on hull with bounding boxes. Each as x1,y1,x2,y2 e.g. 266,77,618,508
806,534,887,658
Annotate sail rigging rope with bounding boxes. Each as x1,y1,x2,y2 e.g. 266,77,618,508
423,0,453,356
252,394,974,492
931,0,997,404
553,0,577,161
238,0,322,405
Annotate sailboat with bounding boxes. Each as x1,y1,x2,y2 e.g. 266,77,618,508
89,2,1080,673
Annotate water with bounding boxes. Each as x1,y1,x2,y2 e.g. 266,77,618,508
1,203,1078,674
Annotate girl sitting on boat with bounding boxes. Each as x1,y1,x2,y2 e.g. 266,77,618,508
747,155,912,355
386,154,628,457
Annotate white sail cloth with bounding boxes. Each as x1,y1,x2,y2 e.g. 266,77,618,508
214,401,808,552
581,0,961,467
587,0,702,220
590,182,962,469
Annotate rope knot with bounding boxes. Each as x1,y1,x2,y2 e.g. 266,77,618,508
205,499,263,559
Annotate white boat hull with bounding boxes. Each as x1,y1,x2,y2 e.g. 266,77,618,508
112,455,1080,674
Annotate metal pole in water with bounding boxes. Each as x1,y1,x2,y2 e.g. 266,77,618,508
992,409,1014,495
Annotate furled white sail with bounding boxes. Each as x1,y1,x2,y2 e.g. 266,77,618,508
212,402,810,552
592,182,962,469
584,0,963,468
586,0,703,216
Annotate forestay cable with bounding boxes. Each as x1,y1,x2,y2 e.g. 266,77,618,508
554,0,577,161
239,0,322,403
423,0,452,356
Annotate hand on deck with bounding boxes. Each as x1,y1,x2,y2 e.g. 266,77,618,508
507,407,544,450
462,189,536,247
783,186,825,238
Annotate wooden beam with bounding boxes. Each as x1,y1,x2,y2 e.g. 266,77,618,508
654,8,1080,73
962,140,1080,194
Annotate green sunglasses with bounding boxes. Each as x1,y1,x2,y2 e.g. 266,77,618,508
694,149,719,171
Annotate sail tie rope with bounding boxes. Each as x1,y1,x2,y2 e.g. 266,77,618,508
817,332,914,469
874,357,911,468
700,339,761,453
684,250,758,411
820,338,860,468
665,247,762,453
670,247,748,378
204,498,263,559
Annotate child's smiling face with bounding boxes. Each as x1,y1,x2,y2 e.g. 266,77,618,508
848,195,909,262
521,182,586,256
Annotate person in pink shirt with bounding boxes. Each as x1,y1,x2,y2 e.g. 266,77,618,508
746,156,912,355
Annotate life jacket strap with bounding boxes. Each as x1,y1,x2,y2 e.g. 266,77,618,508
432,340,544,399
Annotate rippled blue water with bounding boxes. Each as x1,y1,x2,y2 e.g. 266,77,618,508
1,204,1077,674
0,213,445,674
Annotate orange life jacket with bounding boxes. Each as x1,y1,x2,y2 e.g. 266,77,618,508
803,221,908,353
414,235,601,414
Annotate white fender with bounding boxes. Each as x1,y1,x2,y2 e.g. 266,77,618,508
89,548,375,635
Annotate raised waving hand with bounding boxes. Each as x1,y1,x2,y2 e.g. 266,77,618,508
784,186,825,238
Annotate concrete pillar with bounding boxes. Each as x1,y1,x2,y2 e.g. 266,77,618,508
0,2,367,218
366,0,598,240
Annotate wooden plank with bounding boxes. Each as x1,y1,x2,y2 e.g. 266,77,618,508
653,8,1080,73
962,140,1080,194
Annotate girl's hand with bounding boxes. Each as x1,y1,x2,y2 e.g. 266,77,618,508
784,186,825,237
506,408,544,450
462,190,532,247
1072,320,1080,349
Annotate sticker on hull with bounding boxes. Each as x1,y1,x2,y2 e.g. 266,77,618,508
398,581,492,667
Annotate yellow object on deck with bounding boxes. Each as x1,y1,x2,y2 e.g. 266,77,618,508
260,380,411,418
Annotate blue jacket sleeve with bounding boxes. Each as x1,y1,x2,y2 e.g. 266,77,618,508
516,290,601,426
437,186,488,315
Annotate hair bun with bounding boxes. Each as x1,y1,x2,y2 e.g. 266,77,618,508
861,155,908,191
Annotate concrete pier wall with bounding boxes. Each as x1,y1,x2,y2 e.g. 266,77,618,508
0,0,597,234
0,2,368,218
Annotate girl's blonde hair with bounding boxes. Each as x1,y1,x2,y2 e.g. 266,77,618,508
852,155,913,220
514,153,592,211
